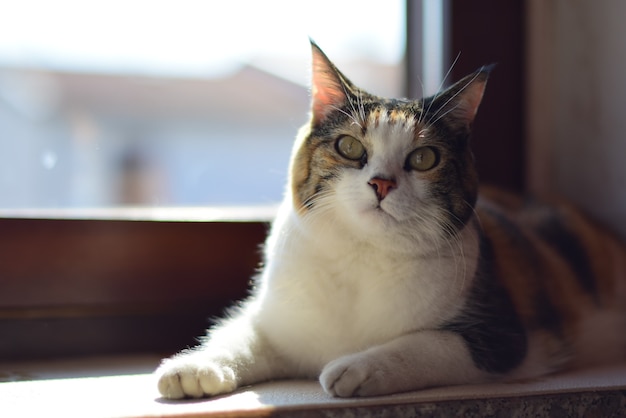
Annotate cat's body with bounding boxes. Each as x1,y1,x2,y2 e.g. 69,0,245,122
155,41,626,399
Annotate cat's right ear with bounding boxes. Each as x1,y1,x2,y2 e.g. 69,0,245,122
310,40,350,125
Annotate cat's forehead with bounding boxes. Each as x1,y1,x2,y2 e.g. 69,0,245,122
358,100,429,141
367,104,418,128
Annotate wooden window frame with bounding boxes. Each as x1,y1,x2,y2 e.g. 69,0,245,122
449,0,526,193
0,209,270,359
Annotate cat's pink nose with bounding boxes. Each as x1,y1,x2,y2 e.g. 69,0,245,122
368,177,397,201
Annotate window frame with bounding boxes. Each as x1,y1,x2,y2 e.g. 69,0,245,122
0,209,270,359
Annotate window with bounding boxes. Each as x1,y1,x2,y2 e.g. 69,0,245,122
0,0,405,208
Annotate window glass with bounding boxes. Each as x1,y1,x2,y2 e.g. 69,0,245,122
0,0,405,207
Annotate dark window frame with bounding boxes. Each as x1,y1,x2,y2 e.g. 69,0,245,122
0,210,270,359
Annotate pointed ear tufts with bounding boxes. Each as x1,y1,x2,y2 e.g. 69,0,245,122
433,65,494,127
460,66,491,124
309,39,350,125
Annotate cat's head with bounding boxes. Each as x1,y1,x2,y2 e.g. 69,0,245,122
289,41,489,246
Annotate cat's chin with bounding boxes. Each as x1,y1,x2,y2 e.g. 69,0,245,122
356,204,401,229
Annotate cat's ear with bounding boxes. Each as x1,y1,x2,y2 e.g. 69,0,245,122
428,65,493,128
309,40,353,125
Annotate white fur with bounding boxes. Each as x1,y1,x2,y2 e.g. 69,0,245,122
155,116,489,399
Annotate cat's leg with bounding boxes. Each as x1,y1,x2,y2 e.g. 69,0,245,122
320,330,494,397
155,314,284,399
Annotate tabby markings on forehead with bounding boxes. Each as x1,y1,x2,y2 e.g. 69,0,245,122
366,107,419,135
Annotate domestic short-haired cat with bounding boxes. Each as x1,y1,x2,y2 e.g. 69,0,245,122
155,41,626,399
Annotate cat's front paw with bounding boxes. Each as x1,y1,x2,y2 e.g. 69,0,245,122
155,355,237,399
320,353,390,397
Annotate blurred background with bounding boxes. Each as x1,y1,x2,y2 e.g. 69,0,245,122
0,0,407,208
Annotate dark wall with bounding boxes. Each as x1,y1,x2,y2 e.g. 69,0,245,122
450,0,526,192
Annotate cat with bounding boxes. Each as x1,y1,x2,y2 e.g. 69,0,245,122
155,40,626,399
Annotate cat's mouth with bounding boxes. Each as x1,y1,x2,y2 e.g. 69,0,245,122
370,203,399,222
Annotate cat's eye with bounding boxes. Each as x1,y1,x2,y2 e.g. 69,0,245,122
407,147,438,171
336,135,366,161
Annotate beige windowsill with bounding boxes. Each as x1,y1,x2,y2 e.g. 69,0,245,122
0,205,278,222
2,355,626,417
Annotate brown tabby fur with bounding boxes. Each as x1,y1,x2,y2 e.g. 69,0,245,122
477,188,626,370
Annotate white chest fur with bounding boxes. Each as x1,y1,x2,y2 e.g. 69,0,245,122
253,202,478,375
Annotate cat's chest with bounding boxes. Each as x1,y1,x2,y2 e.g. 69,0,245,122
257,223,465,363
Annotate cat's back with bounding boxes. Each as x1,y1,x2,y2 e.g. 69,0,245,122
475,186,626,369
476,186,626,306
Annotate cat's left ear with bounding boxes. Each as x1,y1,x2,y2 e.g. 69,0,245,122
309,40,354,125
429,65,493,128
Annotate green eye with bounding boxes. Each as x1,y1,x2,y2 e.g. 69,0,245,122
336,135,366,161
407,147,438,171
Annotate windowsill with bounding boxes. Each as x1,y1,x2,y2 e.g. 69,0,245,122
2,355,626,417
0,205,278,222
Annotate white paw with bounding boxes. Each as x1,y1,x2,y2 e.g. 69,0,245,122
155,354,237,399
320,353,391,397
